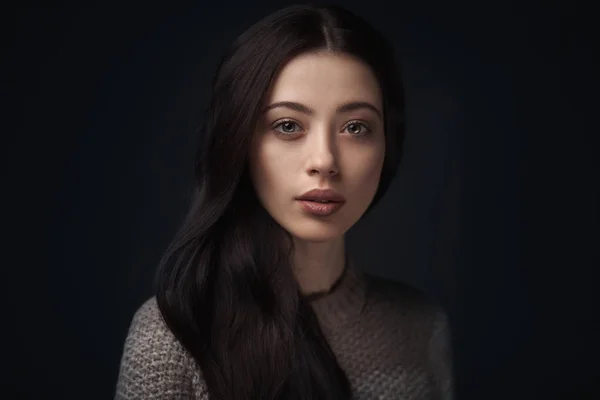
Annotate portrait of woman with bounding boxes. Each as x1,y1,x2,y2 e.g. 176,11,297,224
115,3,453,399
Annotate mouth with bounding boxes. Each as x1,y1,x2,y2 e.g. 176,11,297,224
295,188,346,216
295,188,346,203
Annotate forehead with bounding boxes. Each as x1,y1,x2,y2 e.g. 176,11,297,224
264,52,382,111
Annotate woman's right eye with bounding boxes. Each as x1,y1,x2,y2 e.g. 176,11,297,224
272,120,302,135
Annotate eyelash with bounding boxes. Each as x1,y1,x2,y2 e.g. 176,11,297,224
271,119,372,137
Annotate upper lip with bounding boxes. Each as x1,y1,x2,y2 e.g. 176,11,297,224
296,188,346,202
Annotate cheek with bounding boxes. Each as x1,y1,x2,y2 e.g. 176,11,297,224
343,143,385,192
250,140,295,197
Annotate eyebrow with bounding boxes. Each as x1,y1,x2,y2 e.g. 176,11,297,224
262,101,382,118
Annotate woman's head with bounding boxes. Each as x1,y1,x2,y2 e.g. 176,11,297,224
157,4,405,400
197,3,404,237
249,51,386,243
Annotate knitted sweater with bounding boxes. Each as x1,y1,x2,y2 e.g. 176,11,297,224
115,264,453,399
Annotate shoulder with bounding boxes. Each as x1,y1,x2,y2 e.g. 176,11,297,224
362,273,454,397
119,297,187,360
115,297,207,399
361,272,452,346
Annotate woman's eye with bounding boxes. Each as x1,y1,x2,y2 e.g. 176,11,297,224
273,121,301,135
345,122,370,135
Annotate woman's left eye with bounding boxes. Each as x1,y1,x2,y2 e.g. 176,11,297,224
344,122,371,135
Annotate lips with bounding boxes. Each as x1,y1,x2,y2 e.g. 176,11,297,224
295,188,346,203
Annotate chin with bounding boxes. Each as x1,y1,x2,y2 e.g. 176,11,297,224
285,219,348,243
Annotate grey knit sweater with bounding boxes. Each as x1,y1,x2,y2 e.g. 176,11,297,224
115,264,453,399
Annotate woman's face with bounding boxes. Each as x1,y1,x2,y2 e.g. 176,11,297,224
248,51,385,242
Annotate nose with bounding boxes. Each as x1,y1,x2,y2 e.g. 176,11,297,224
306,128,340,177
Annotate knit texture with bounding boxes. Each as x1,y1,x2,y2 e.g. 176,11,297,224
115,263,453,399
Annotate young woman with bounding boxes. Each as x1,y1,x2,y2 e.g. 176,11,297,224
115,3,453,399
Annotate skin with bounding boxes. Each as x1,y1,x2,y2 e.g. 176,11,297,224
248,51,385,294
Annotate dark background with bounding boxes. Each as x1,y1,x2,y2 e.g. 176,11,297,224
10,1,597,399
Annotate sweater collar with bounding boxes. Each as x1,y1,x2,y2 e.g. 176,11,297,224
306,257,367,330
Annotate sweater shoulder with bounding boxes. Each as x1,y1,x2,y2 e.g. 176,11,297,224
119,297,185,356
360,274,454,397
361,272,449,331
115,297,208,399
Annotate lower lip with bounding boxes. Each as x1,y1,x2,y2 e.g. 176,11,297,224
297,200,344,216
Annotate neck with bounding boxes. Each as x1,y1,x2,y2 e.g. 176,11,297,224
292,235,347,296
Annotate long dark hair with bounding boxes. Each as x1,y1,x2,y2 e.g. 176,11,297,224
155,3,405,399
